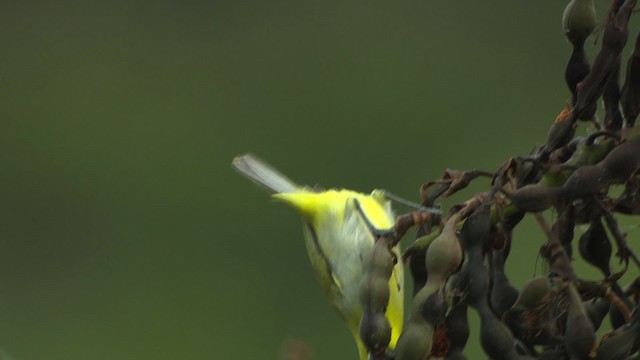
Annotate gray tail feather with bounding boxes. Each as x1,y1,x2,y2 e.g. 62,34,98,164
232,154,300,194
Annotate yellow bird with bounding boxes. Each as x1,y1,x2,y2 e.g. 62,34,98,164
232,154,404,360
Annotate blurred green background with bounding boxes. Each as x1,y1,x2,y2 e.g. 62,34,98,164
2,1,639,359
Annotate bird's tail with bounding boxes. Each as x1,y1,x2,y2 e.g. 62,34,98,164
232,154,300,194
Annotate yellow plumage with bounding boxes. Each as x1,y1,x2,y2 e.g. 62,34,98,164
233,155,404,360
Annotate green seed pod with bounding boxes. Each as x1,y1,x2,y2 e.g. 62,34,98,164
565,284,596,360
369,239,394,278
614,176,640,214
602,1,633,54
459,203,491,250
417,288,446,328
562,0,596,44
598,137,640,182
459,206,492,306
489,249,519,319
603,64,624,131
507,184,560,213
359,238,394,310
397,287,445,360
546,109,578,151
541,242,576,282
425,214,462,281
444,295,469,358
394,319,433,360
409,247,428,296
514,276,552,309
573,1,634,122
560,165,611,199
565,37,590,99
584,299,610,331
359,311,392,356
360,277,391,311
359,237,395,356
501,308,532,344
478,303,520,360
504,306,562,348
552,204,575,259
608,284,632,330
596,294,640,359
594,321,639,360
578,219,612,276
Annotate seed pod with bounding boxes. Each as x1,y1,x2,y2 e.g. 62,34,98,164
593,316,640,360
444,301,469,360
425,214,463,282
578,219,612,276
560,165,610,199
360,277,391,312
489,249,519,319
459,205,519,359
417,289,447,332
621,30,640,126
609,284,633,329
396,290,445,360
460,205,492,306
500,212,526,244
553,204,576,259
546,106,578,151
603,1,634,54
359,311,392,356
563,0,597,123
541,242,576,281
369,242,394,278
408,247,428,296
394,319,433,360
507,184,560,213
574,197,605,225
598,137,640,182
573,0,634,120
584,299,610,331
562,0,596,45
359,237,395,356
514,276,552,309
603,64,624,131
444,273,469,359
398,213,461,360
478,303,520,360
613,175,640,214
565,283,596,360
501,308,527,343
565,42,591,103
459,202,491,250
503,307,561,348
